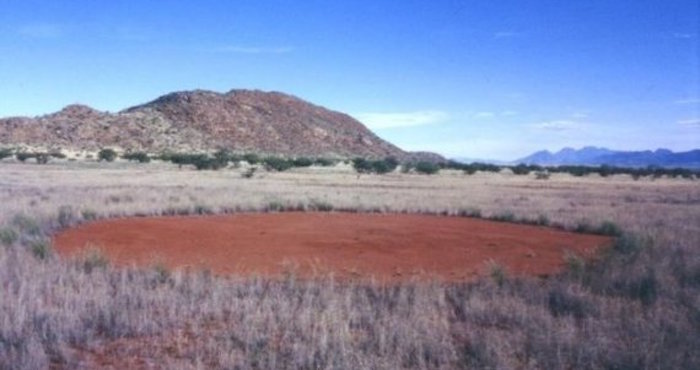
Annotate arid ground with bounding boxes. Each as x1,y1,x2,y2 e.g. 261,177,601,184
1,160,699,369
54,212,610,281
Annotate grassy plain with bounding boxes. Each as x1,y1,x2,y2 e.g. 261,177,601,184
1,160,699,368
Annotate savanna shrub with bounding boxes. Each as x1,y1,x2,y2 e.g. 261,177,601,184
596,221,622,236
0,227,18,246
371,159,396,174
314,158,336,167
263,157,293,172
15,152,34,162
122,151,151,163
35,153,50,164
511,164,530,175
12,214,41,235
414,161,440,175
352,158,373,173
57,206,76,228
352,157,399,174
242,167,257,178
193,156,227,170
243,153,260,164
292,157,314,167
30,239,51,260
0,148,13,160
535,171,550,180
98,148,117,162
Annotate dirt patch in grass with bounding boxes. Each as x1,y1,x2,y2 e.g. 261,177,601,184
53,212,611,281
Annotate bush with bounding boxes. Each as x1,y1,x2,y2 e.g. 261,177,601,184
536,214,550,226
488,261,507,287
0,227,18,246
81,209,98,221
414,161,440,175
458,207,482,218
156,151,175,162
596,221,622,236
12,214,41,235
242,167,257,178
462,166,477,175
15,152,34,162
352,157,399,174
0,148,13,160
193,156,227,170
165,153,226,170
266,201,286,212
30,239,51,260
308,199,334,212
613,234,645,255
314,158,336,167
292,157,314,167
57,206,76,228
574,220,595,234
564,251,586,278
213,149,240,164
511,164,530,175
81,248,109,273
243,153,260,164
535,171,550,180
169,153,206,168
122,151,151,163
548,285,597,319
263,157,293,172
352,158,373,173
371,158,397,174
98,148,117,162
34,153,50,164
491,211,516,222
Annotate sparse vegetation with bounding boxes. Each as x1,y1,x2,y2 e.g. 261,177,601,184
15,152,33,162
488,260,507,286
0,148,13,160
121,151,151,163
263,156,294,172
242,167,257,178
414,161,440,175
243,153,260,164
313,157,337,167
352,157,400,174
490,210,516,222
0,164,698,368
291,157,314,167
0,227,18,245
29,239,51,260
535,170,550,180
97,148,117,162
14,151,52,164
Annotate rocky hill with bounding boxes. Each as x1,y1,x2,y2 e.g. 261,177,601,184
0,89,441,161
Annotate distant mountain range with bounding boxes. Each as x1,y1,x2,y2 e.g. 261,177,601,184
0,89,443,162
515,147,700,168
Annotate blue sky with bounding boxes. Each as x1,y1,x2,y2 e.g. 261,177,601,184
0,1,698,160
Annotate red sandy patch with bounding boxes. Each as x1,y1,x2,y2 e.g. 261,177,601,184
53,213,611,281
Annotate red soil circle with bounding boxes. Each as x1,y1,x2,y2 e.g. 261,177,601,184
53,212,611,281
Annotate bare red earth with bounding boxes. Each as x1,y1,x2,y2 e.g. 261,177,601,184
53,213,611,281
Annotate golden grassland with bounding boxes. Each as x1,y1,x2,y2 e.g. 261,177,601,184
1,160,699,369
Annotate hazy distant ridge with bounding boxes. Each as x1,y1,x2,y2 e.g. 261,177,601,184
516,146,700,168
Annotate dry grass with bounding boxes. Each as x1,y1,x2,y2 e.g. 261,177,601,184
1,160,699,369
